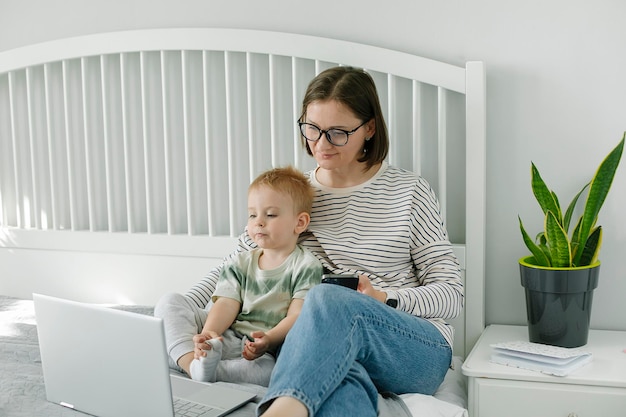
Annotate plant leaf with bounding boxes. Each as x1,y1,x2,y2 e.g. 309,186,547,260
550,191,562,221
535,232,547,246
563,182,590,235
534,232,553,262
519,216,550,266
570,216,583,260
572,135,624,265
539,243,552,266
578,226,602,266
531,163,562,225
545,210,571,267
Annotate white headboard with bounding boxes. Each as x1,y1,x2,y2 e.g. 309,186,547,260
0,28,485,357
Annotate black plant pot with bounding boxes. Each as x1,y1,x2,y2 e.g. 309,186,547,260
519,256,600,348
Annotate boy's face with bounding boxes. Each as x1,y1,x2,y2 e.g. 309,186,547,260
247,185,304,251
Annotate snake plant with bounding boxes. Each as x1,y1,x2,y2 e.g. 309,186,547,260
519,133,625,268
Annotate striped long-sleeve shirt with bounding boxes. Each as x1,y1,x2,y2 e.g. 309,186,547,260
187,161,463,348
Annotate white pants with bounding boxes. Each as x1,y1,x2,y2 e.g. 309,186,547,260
154,292,275,386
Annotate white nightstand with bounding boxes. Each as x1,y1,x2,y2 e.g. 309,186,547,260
461,325,626,417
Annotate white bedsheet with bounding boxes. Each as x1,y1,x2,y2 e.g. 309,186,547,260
403,356,468,416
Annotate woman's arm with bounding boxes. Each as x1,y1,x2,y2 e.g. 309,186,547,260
393,243,463,319
357,248,463,320
185,230,257,308
393,176,464,319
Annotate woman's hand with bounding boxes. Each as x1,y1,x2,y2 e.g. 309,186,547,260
242,331,272,360
357,275,387,303
193,331,222,359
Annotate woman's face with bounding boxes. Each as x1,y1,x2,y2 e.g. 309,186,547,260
304,100,375,171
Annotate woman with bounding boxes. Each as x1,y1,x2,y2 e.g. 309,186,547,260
156,66,462,417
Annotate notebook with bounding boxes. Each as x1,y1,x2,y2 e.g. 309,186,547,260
490,340,593,377
33,293,256,417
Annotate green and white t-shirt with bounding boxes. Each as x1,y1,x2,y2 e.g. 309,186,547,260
212,245,322,336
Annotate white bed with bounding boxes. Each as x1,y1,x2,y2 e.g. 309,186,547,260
0,28,486,416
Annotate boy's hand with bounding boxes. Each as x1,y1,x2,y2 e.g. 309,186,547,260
193,331,223,359
242,331,271,360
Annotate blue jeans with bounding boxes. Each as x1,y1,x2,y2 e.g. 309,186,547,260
257,284,452,417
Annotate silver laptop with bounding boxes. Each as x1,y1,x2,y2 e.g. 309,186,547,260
33,293,256,417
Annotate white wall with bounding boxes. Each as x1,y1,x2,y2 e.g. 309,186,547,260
1,0,625,330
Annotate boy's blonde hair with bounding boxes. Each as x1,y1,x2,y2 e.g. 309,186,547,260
249,166,314,215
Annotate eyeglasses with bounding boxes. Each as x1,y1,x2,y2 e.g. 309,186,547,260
298,120,368,147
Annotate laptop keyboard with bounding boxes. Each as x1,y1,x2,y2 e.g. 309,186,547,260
173,397,220,417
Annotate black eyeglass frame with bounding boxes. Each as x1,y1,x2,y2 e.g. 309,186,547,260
297,120,368,147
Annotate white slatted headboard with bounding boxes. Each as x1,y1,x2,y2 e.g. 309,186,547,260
0,28,485,356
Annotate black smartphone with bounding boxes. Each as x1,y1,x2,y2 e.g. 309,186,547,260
321,274,359,290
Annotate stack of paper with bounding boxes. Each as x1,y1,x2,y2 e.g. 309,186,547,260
490,340,593,377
